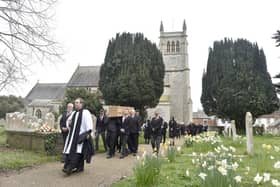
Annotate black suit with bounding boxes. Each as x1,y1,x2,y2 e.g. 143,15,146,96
106,117,121,156
120,116,130,156
95,115,108,151
60,111,72,144
150,116,163,153
128,115,140,154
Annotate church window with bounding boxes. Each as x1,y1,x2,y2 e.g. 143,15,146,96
167,41,170,53
35,109,42,119
176,41,180,52
171,41,175,52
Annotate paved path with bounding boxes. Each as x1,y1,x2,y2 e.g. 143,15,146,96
0,139,183,187
0,144,150,187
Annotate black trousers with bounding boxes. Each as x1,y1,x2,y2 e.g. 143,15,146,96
120,134,129,156
95,131,107,151
161,131,166,144
151,135,161,153
64,153,84,171
106,131,117,156
128,133,139,153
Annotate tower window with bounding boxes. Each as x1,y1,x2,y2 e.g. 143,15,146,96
167,41,170,53
176,41,180,52
171,41,175,52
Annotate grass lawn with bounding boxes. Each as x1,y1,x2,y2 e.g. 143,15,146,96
113,133,280,187
0,126,59,171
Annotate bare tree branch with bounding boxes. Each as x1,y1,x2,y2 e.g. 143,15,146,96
0,0,62,92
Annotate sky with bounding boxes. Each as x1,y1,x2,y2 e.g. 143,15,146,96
3,0,280,111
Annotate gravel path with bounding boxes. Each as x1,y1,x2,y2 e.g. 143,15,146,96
0,144,151,187
0,139,184,187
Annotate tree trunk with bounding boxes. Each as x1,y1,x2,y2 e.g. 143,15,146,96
235,117,246,135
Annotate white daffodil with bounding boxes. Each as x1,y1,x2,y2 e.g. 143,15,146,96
229,146,236,152
192,152,197,156
274,161,280,169
272,179,280,186
234,176,242,183
254,173,263,184
177,146,181,152
221,159,227,167
263,173,271,182
136,156,140,160
202,161,207,168
246,166,250,171
192,159,195,164
217,166,227,176
185,169,189,177
274,146,280,152
208,165,214,170
198,172,207,180
232,162,239,170
270,156,275,160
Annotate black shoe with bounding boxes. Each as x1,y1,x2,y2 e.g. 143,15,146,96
106,155,112,159
76,168,84,173
120,155,125,159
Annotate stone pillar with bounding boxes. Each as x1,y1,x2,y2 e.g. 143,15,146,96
246,112,254,155
231,120,237,142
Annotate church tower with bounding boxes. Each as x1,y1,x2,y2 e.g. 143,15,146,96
159,20,192,124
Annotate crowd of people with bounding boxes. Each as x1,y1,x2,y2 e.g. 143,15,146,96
59,99,208,175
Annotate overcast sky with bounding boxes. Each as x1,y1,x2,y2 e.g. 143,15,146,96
3,0,280,111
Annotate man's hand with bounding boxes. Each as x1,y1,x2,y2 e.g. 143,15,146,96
62,127,68,132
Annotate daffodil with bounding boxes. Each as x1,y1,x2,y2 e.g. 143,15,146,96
198,172,207,180
272,179,280,186
217,166,227,176
254,173,263,184
185,169,189,177
263,173,271,182
234,176,242,183
274,161,280,169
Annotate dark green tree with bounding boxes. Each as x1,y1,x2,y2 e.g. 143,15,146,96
272,30,280,47
201,38,279,133
99,33,165,117
60,88,102,116
272,30,280,92
0,95,25,118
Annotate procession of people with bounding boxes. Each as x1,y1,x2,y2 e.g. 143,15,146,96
59,98,207,175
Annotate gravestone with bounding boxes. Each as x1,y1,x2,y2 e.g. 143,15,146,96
246,112,254,155
231,120,237,142
43,113,55,129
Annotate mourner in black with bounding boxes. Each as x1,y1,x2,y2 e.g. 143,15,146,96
60,103,74,144
127,109,141,156
150,111,163,154
62,98,94,175
106,117,121,158
95,109,108,151
169,116,177,146
120,110,130,158
161,121,168,144
143,119,152,144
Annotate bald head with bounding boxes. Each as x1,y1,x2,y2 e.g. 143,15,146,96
67,103,74,113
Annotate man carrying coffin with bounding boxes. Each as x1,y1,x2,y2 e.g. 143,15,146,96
63,98,94,175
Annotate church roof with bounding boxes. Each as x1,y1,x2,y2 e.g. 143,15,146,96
25,83,67,102
67,66,100,87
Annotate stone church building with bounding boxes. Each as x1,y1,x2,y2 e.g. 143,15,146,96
25,20,192,123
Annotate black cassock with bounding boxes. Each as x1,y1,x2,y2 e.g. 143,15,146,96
63,109,94,175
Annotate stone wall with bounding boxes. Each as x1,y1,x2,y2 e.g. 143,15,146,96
6,131,63,154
